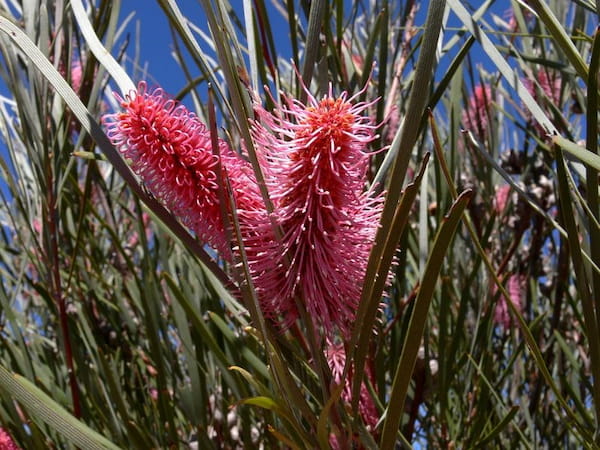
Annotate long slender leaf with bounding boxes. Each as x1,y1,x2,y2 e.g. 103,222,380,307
0,14,237,293
379,189,472,449
350,0,446,410
0,364,119,449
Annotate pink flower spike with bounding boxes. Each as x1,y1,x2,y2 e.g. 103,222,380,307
103,82,233,257
494,274,525,328
523,69,561,107
494,184,511,216
250,84,384,335
326,341,379,431
0,428,20,450
69,60,83,93
462,84,494,143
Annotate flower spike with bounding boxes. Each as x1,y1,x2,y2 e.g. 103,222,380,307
250,82,384,335
103,82,236,256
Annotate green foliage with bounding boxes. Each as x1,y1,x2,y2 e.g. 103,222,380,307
0,0,598,448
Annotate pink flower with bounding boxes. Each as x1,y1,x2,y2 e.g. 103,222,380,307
104,82,239,256
504,6,535,33
523,68,562,134
250,85,383,334
326,341,379,445
103,80,384,335
494,184,511,216
462,84,494,143
69,61,83,93
494,274,525,328
524,69,561,107
0,428,20,450
55,50,84,93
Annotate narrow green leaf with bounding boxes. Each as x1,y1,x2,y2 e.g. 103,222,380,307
240,395,279,410
465,354,531,448
474,406,519,448
239,394,315,447
156,0,231,114
380,189,472,450
435,119,593,444
300,0,326,97
209,312,269,380
162,273,239,386
268,425,302,450
96,350,153,449
285,0,300,67
351,154,430,410
427,36,475,118
70,0,135,94
350,0,446,416
371,0,445,188
316,382,345,450
0,365,119,450
243,0,259,90
446,0,557,135
555,146,600,427
553,135,600,172
358,8,385,97
526,0,589,81
585,25,600,387
229,366,271,397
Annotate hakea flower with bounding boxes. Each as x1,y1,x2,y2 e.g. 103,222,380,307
493,274,525,329
56,54,85,93
0,427,20,450
523,68,565,135
250,84,383,335
462,84,494,143
524,69,561,108
103,82,250,257
494,184,511,216
70,60,83,93
326,340,379,446
504,6,535,33
57,58,84,93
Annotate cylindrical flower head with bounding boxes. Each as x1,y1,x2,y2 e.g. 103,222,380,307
493,274,525,329
103,82,232,256
462,84,494,143
0,428,20,450
326,341,379,432
251,85,383,335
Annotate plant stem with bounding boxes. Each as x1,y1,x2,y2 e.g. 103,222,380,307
46,168,81,419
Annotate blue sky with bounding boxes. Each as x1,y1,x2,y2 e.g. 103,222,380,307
118,1,292,97
116,2,510,101
120,1,192,90
0,1,515,202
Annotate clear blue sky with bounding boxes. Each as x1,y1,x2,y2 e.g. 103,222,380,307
118,1,291,98
117,2,510,98
120,1,196,91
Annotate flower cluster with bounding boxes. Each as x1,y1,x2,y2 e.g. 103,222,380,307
326,340,379,430
522,67,563,135
104,81,382,336
250,87,383,335
104,82,251,257
493,274,525,329
462,84,494,144
0,428,20,450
